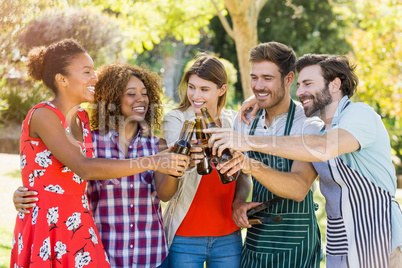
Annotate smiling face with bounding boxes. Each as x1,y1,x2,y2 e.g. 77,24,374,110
121,76,149,121
296,65,333,117
250,61,287,111
64,53,98,103
186,74,226,117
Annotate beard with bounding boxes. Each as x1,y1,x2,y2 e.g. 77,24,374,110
255,82,286,110
301,84,332,117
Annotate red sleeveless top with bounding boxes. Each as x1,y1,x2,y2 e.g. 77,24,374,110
176,165,238,236
10,102,110,267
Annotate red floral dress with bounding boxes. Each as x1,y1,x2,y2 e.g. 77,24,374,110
10,102,110,268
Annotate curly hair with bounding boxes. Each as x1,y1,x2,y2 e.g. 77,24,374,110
90,63,163,134
26,39,86,93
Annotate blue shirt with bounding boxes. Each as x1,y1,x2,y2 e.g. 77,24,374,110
325,95,402,250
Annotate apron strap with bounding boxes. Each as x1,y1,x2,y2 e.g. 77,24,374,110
249,99,296,170
249,99,296,137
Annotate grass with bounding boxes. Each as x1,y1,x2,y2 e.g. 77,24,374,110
4,170,20,179
0,226,12,268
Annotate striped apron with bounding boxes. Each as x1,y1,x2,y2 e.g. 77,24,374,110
313,99,392,267
241,100,321,268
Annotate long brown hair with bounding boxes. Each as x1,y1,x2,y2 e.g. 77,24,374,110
177,54,227,113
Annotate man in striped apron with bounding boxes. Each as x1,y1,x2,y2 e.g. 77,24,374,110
232,42,323,267
207,54,402,267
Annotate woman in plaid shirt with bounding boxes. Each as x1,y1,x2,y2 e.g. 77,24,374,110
14,62,188,267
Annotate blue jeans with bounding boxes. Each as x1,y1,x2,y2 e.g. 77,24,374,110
157,255,169,268
168,230,242,268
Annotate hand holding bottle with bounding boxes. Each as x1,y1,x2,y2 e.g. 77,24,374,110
200,107,239,184
189,139,203,167
194,118,213,175
152,148,190,178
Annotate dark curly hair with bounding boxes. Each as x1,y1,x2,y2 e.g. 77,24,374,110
90,62,163,134
26,39,87,93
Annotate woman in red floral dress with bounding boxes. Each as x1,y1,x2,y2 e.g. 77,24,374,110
10,39,189,268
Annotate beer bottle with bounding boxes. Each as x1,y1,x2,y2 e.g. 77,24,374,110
194,118,213,175
173,121,195,156
178,120,190,140
170,121,194,178
200,107,239,184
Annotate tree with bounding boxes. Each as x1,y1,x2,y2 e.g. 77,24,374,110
209,0,351,100
0,4,124,128
89,0,312,99
18,7,123,66
0,0,58,69
89,0,221,99
345,0,402,171
211,0,266,98
211,0,307,98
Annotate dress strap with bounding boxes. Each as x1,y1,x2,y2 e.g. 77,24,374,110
23,101,68,137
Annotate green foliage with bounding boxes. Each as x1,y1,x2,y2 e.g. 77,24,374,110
0,78,52,126
90,0,221,57
18,7,123,66
345,0,402,171
0,0,58,63
0,5,124,127
209,0,351,98
258,0,351,56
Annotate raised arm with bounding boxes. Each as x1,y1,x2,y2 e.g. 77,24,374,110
31,108,188,180
220,152,318,202
154,139,187,202
246,128,359,162
205,127,359,163
238,95,259,125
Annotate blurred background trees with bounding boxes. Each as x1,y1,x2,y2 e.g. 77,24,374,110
0,1,401,266
0,0,401,173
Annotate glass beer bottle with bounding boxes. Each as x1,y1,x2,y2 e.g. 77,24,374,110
178,120,190,140
173,121,195,156
171,121,195,178
200,107,239,184
194,118,213,175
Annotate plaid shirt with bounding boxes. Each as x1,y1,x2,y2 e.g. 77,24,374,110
87,128,167,268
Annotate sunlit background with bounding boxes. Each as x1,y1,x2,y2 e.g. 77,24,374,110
0,0,401,267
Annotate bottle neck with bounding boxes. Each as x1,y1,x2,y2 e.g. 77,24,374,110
194,119,204,140
182,122,195,142
201,109,219,129
179,121,190,139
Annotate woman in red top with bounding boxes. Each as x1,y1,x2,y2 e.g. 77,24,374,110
10,39,189,268
162,54,251,267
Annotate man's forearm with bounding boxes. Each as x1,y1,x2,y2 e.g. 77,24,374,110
245,159,314,202
246,134,329,162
